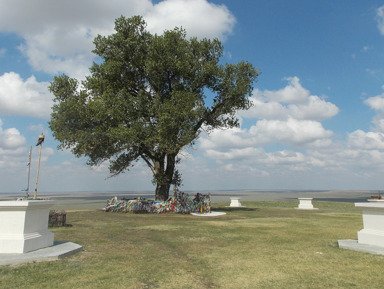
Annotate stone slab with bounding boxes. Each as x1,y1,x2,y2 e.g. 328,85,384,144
338,239,384,256
191,211,226,217
0,241,82,266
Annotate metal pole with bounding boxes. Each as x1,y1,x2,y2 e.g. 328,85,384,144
27,146,32,198
34,144,42,199
34,134,44,199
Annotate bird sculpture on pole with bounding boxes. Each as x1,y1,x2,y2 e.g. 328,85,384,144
34,134,44,199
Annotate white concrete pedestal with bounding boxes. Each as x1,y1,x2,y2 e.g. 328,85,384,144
297,198,318,210
0,200,55,253
355,202,384,247
229,197,244,207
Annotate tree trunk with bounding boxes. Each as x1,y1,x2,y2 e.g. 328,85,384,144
154,153,176,201
155,182,171,201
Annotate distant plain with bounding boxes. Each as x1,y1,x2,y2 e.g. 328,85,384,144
0,190,377,210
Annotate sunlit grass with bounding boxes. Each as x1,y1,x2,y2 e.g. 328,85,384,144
1,201,383,288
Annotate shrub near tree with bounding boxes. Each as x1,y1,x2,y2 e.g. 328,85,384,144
49,16,259,201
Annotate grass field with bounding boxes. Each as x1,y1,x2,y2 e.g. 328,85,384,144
1,201,383,289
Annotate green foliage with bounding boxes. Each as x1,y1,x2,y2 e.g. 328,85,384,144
49,16,259,199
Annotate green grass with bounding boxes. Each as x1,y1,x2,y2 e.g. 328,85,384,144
1,201,383,289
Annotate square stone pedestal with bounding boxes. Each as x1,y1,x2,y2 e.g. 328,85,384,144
339,201,384,255
355,202,384,247
0,200,56,253
229,197,245,208
297,198,318,210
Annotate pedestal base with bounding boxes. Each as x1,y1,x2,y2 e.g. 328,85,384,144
0,200,55,253
297,198,318,210
354,202,384,247
339,202,384,255
0,241,83,266
228,197,245,208
338,239,384,256
357,229,384,247
0,231,54,254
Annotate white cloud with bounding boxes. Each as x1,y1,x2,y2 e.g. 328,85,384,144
0,120,25,150
0,0,235,78
241,77,339,121
0,119,58,192
198,77,337,177
364,93,384,132
0,0,151,34
347,130,384,150
377,6,384,35
0,0,236,121
192,76,354,186
263,76,309,104
288,95,339,121
0,119,52,169
249,118,333,146
365,94,384,112
240,97,288,120
199,127,255,151
0,72,52,119
0,119,27,174
372,118,384,131
205,146,263,161
145,0,235,40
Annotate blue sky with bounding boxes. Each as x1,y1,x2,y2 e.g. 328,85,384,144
1,0,384,193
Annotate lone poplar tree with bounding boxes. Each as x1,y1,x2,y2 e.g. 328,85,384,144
49,16,259,200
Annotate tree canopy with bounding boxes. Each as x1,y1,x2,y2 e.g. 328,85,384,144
49,16,259,200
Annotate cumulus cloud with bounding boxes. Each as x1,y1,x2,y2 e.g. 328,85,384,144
364,92,384,132
263,77,309,104
0,120,25,150
0,0,235,78
145,0,235,40
0,119,26,170
249,118,333,146
0,72,52,119
240,77,339,121
0,0,236,121
0,118,56,192
203,77,336,150
365,94,384,112
288,95,339,121
205,146,263,161
195,76,342,181
348,130,384,150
